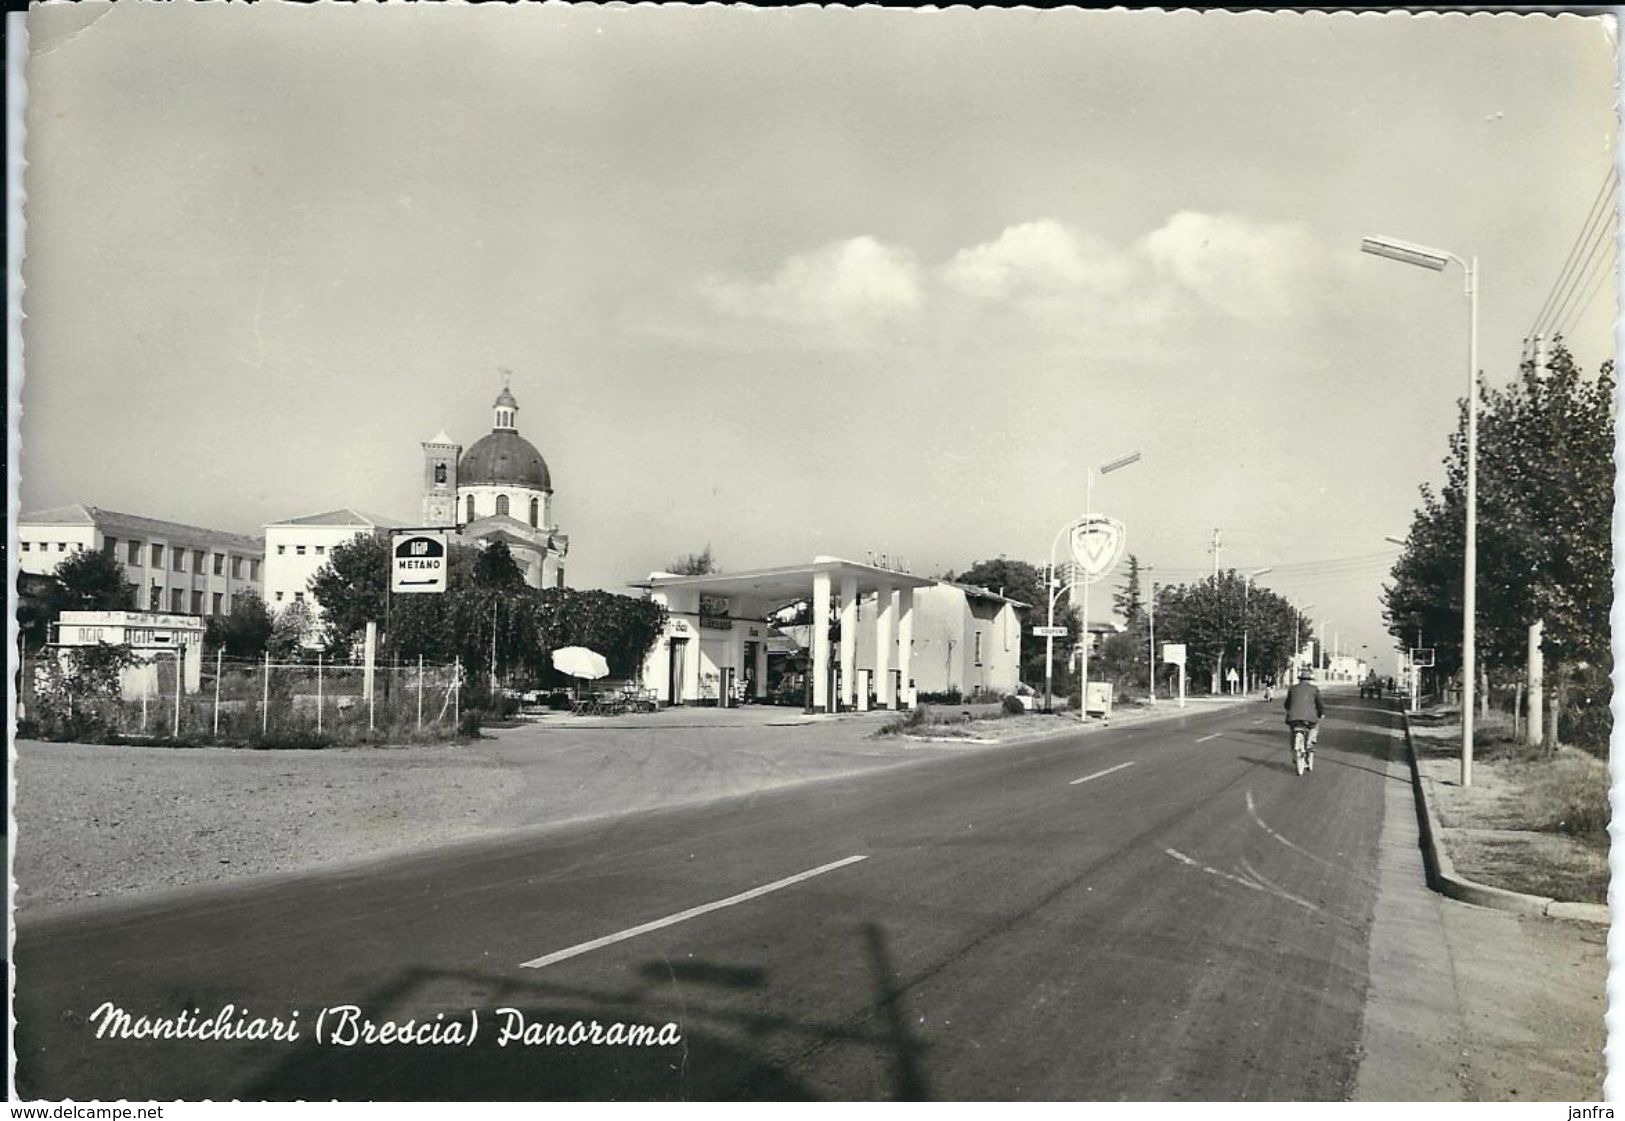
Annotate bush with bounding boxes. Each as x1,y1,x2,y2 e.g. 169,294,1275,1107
916,688,963,705
247,730,333,751
1001,694,1025,716
875,707,927,737
458,709,484,739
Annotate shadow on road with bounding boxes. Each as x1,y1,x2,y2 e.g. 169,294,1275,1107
223,929,930,1100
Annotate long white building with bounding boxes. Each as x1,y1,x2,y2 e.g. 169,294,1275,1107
17,505,263,617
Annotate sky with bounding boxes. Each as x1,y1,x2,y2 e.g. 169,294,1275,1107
15,4,1619,666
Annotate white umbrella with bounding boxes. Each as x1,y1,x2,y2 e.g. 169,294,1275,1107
551,645,610,681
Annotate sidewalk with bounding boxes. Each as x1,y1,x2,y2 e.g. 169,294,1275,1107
1353,724,1606,1100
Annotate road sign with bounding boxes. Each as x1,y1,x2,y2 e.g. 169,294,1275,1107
1162,643,1187,666
391,531,449,594
1411,647,1435,667
1033,625,1069,638
1068,515,1127,585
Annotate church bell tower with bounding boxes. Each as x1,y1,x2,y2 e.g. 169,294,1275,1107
422,430,462,528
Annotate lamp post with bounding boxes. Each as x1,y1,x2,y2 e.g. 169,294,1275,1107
1295,603,1315,678
1146,564,1156,704
1241,567,1273,695
1043,450,1140,719
1363,234,1478,785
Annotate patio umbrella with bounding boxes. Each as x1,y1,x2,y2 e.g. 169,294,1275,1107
551,645,610,681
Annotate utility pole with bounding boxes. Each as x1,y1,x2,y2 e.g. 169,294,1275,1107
1147,566,1156,704
1209,528,1222,579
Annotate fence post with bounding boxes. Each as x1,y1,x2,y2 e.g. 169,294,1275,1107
317,652,324,734
174,648,182,738
417,655,424,731
141,666,150,732
213,647,223,737
263,650,271,736
454,656,461,729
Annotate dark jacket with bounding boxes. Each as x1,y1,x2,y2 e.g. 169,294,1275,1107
1284,682,1324,723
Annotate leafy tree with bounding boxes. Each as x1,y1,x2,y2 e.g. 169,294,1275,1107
667,545,721,575
205,591,275,658
1383,342,1614,678
950,556,1076,690
309,534,392,656
267,600,315,660
53,548,137,612
1153,572,1303,693
952,557,1045,610
474,539,526,590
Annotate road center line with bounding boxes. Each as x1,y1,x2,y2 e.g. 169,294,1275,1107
519,854,868,970
1069,761,1136,786
1195,732,1223,743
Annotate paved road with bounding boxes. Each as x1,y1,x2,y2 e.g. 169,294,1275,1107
16,691,1403,1100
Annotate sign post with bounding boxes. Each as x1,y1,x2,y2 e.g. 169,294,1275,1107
391,531,449,594
1070,514,1127,722
1163,643,1188,709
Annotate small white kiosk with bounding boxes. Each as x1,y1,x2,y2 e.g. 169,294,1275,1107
53,610,206,698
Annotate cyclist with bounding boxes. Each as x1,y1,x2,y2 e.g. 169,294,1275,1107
1284,667,1325,773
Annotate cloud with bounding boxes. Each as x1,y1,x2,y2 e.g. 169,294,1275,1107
1140,210,1318,319
941,218,1131,301
700,236,922,330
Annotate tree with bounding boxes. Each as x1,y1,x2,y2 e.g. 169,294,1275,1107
1383,342,1614,677
667,545,721,575
53,548,137,612
206,591,275,658
1112,554,1147,627
267,600,314,660
309,534,392,656
1153,571,1302,693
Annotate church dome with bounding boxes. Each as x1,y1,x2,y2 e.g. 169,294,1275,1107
460,431,552,491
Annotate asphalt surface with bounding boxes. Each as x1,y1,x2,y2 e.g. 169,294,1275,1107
15,691,1403,1101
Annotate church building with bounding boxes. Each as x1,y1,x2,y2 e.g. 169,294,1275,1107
422,386,569,589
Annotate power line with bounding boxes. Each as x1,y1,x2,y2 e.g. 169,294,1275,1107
1551,213,1619,341
1546,207,1618,343
1529,165,1618,342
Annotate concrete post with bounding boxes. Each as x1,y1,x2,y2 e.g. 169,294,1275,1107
897,587,915,709
1526,619,1544,747
754,641,768,701
875,582,895,709
839,575,858,711
812,570,832,713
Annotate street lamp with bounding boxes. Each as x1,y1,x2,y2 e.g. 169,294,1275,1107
1241,567,1273,695
1362,233,1478,786
1043,450,1141,718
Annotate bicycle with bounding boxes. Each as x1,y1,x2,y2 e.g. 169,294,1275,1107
1288,719,1317,776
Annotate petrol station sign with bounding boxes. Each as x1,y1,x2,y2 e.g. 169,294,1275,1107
391,531,448,594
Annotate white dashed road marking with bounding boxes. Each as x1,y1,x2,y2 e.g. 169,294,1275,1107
520,854,868,969
1070,761,1136,786
1196,732,1223,743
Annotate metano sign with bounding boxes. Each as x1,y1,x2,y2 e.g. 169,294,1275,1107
391,531,448,594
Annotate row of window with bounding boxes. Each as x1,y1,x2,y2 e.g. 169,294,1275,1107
98,535,258,580
18,541,77,553
466,493,541,527
272,590,306,604
145,587,232,616
274,544,327,556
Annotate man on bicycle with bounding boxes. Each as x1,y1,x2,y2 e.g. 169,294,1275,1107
1284,666,1325,773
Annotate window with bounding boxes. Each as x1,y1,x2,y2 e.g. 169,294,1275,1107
58,542,67,552
103,537,117,558
296,545,307,556
465,494,476,522
316,545,325,555
529,497,539,528
151,543,164,567
496,494,510,517
275,591,284,602
128,540,141,564
173,549,184,571
250,560,260,580
194,549,205,571
191,590,204,614
149,586,161,611
19,541,28,552
294,591,305,602
212,592,223,615
170,589,183,613
434,463,447,485
974,632,983,667
231,557,243,578
277,545,286,555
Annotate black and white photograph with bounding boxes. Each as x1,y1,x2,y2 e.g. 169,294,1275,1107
8,3,1617,1104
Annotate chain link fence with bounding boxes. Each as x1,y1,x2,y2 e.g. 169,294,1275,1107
18,648,467,743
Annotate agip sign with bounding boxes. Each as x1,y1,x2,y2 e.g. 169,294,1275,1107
392,531,449,594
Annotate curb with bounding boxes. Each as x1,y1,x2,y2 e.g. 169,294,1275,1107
1400,712,1609,925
